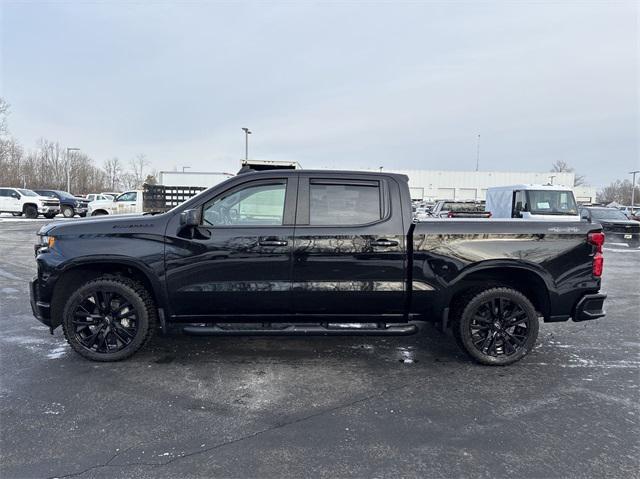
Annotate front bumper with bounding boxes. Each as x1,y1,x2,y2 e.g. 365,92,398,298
29,277,52,327
573,292,607,322
607,231,640,247
38,206,60,214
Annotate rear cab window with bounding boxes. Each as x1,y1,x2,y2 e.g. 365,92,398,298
298,177,387,226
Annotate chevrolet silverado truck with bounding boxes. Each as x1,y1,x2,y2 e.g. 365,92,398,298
30,170,607,365
0,187,60,218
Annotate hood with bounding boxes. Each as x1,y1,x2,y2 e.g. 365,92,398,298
35,195,60,203
596,219,640,227
38,212,170,236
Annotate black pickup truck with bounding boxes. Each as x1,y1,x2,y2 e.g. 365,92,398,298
30,170,607,365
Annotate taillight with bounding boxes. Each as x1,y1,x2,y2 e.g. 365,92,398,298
447,211,454,218
588,232,605,277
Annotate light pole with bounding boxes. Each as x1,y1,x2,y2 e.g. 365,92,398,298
630,170,640,207
66,147,80,192
548,175,556,185
241,127,252,161
475,134,480,171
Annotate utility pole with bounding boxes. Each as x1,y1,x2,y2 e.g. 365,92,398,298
475,134,480,171
630,170,640,207
241,127,252,161
66,147,80,193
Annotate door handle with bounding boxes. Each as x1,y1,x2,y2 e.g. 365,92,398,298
259,238,288,247
370,238,399,247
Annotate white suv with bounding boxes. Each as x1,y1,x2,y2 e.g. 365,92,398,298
0,187,61,219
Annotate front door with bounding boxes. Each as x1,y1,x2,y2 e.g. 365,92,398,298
114,191,137,214
291,175,407,318
165,177,297,319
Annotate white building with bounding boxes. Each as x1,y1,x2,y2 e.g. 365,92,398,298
158,166,597,204
383,169,596,203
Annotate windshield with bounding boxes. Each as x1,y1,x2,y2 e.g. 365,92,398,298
55,190,75,199
18,189,38,196
526,190,578,216
590,208,629,221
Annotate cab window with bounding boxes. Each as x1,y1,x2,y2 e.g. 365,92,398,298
116,192,137,202
202,181,286,226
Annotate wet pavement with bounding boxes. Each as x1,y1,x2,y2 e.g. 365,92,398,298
1,220,638,478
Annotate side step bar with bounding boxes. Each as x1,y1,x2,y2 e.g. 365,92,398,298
182,322,419,337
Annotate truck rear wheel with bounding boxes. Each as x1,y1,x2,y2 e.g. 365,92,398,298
61,276,157,361
453,287,539,366
23,205,38,219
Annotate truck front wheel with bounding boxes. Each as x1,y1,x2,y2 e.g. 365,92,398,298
23,205,38,219
61,276,157,361
62,206,75,218
453,287,539,366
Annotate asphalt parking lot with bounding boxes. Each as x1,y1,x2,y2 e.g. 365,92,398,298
1,218,639,479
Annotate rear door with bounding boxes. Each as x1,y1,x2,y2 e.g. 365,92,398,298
291,175,406,318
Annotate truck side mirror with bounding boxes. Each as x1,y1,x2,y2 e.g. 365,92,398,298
180,208,201,226
11,192,19,199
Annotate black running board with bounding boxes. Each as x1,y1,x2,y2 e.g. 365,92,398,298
182,323,418,337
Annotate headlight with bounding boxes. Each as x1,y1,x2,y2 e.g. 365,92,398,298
39,235,56,248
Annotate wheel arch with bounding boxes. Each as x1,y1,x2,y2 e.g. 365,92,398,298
446,262,553,321
50,258,168,329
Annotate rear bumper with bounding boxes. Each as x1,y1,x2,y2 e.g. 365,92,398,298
29,277,52,327
573,292,607,322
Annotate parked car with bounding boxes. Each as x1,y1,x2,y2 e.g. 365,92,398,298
0,187,60,218
620,206,640,221
431,200,490,218
580,206,640,248
486,185,580,221
86,193,115,202
88,185,204,216
32,189,89,218
30,170,606,365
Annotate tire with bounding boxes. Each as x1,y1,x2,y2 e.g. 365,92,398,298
11,212,23,217
452,287,539,366
44,212,56,219
79,212,87,217
62,206,75,218
61,276,157,361
23,204,38,219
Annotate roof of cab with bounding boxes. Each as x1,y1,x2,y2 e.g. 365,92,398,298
237,169,409,182
487,184,574,191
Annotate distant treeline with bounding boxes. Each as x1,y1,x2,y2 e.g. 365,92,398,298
0,98,153,195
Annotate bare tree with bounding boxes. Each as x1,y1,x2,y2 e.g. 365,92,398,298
597,179,640,205
103,157,123,191
551,160,586,187
0,97,9,137
129,154,149,189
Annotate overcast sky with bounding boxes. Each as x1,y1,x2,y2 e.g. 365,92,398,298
2,1,638,187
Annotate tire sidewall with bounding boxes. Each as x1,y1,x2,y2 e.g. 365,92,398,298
62,280,150,361
62,206,75,218
457,288,539,366
24,205,37,218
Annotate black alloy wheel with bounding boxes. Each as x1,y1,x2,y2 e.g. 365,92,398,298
454,287,539,366
62,277,156,361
